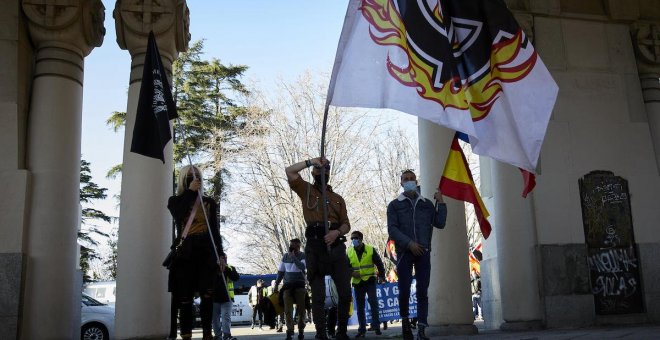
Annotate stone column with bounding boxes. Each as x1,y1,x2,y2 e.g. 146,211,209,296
491,161,543,330
418,119,477,335
633,21,660,323
633,23,660,173
20,1,104,339
113,1,189,338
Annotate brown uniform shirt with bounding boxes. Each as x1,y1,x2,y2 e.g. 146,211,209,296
288,176,350,228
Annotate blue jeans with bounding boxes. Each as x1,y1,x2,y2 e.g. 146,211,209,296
212,301,233,337
472,294,481,318
397,251,430,325
354,280,380,332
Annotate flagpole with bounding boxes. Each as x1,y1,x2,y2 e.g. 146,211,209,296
319,105,331,252
320,0,359,253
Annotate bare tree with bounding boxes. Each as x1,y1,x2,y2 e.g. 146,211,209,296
216,73,419,273
462,141,484,250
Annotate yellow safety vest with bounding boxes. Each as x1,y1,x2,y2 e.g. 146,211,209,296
226,265,235,299
347,244,376,284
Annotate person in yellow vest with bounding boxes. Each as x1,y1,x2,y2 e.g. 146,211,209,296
212,254,240,340
347,231,386,337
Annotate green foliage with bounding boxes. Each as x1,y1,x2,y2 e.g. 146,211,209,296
106,111,126,132
105,39,256,227
106,164,122,180
103,229,118,280
105,40,253,202
172,40,251,166
79,159,112,282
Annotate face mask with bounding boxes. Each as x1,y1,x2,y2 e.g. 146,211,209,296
402,181,417,192
313,174,330,185
352,239,360,247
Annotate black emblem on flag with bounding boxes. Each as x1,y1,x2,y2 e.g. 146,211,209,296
130,31,178,163
394,0,522,89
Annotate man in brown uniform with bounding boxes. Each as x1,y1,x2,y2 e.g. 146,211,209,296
286,157,352,340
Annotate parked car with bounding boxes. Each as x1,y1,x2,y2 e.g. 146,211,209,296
191,274,278,326
81,293,115,340
83,281,116,306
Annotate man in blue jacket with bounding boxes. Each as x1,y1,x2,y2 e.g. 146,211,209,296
387,170,447,340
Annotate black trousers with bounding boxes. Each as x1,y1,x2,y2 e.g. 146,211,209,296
172,234,216,337
252,304,264,324
305,240,352,335
325,306,338,335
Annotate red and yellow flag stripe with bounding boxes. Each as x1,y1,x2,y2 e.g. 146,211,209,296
439,134,492,238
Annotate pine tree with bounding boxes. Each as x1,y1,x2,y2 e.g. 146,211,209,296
79,159,112,282
106,39,255,204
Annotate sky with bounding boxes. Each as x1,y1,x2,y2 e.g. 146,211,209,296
81,1,417,233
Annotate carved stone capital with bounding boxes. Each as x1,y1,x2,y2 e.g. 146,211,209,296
114,0,190,63
639,73,660,103
21,0,105,57
632,22,660,73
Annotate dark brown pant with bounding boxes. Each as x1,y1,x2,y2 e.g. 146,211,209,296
283,287,307,332
305,240,352,335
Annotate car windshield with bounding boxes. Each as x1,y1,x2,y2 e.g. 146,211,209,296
81,293,106,306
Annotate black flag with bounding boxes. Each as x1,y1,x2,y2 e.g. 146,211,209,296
130,31,177,163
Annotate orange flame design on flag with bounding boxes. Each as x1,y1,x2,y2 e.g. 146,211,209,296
360,0,538,121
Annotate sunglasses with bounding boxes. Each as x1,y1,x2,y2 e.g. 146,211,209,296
313,164,331,170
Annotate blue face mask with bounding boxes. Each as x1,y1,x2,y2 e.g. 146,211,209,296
352,239,360,247
402,181,417,192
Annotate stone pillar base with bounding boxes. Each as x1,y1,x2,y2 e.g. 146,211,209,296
596,314,649,326
499,320,543,331
0,253,26,340
427,324,478,336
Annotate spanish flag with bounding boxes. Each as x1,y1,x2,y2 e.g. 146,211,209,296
440,132,492,239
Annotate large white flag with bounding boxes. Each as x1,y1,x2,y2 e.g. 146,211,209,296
328,0,558,172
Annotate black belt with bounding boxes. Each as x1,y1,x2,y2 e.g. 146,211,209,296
306,221,340,229
305,222,346,245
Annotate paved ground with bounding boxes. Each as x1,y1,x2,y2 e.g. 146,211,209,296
185,321,660,339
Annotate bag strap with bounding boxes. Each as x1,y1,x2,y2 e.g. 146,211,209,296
180,196,201,240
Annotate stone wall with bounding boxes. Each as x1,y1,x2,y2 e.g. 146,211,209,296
0,1,33,338
479,0,660,329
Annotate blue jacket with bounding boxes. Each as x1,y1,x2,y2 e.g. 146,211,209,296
387,193,447,254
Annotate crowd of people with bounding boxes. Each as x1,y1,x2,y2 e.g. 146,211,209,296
165,158,447,340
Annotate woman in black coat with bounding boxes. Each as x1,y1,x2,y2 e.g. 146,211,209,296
168,165,225,340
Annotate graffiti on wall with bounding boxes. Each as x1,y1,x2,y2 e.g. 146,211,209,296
579,171,644,315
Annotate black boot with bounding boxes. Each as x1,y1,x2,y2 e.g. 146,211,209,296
298,329,305,340
286,330,295,340
315,332,329,340
402,318,414,340
417,324,429,340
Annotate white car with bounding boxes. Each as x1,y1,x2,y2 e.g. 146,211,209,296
81,293,115,340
